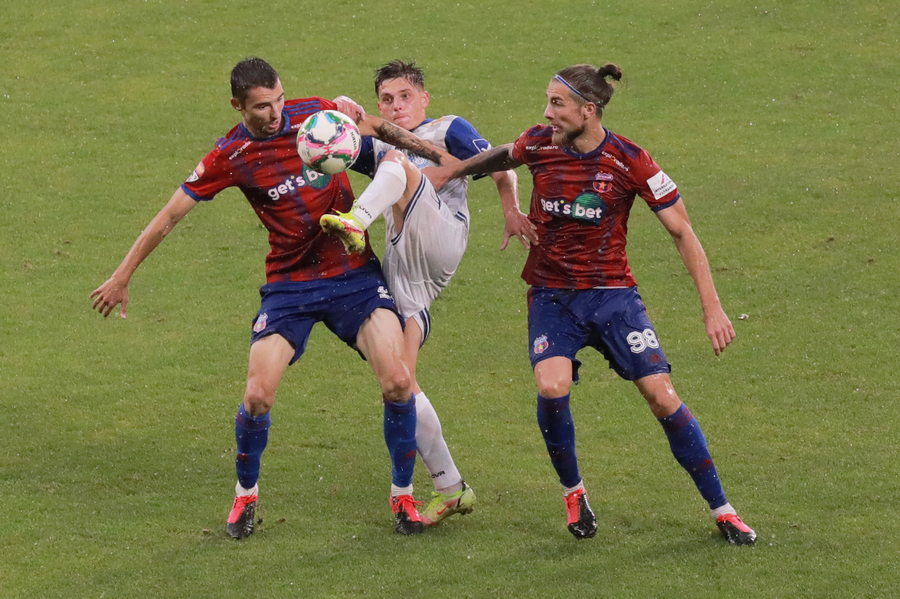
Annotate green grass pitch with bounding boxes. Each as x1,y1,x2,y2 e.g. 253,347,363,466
1,0,898,597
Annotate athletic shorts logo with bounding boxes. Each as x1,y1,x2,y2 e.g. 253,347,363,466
533,335,549,354
377,286,393,300
253,313,268,333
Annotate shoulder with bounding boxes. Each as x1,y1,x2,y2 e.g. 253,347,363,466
438,116,493,158
519,124,553,144
283,97,337,124
604,130,643,160
511,124,554,161
213,123,251,153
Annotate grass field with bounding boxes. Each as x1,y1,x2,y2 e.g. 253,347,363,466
2,0,899,597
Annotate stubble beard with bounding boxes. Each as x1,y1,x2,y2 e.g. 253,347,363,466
552,122,587,149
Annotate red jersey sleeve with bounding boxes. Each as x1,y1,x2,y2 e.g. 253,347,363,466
631,149,680,211
181,146,235,201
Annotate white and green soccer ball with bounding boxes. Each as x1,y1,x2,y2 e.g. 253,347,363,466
296,110,362,175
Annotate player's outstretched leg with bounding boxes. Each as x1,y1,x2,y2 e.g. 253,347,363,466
657,402,756,545
319,154,414,254
319,211,366,254
415,392,476,526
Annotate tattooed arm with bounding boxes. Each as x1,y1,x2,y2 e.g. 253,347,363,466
424,144,523,192
354,114,447,165
450,144,522,177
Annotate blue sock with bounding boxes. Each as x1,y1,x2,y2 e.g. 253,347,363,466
235,404,271,490
537,394,581,488
658,403,727,509
384,395,417,488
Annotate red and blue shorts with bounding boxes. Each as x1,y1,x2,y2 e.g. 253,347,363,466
527,286,671,382
251,259,401,364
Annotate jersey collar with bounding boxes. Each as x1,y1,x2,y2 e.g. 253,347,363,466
562,127,609,159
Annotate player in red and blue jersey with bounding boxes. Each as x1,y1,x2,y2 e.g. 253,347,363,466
430,63,757,545
90,57,448,537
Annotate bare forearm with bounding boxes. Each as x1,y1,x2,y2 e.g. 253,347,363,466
491,170,520,215
673,233,721,311
453,144,521,178
111,190,195,283
113,215,178,282
373,120,443,164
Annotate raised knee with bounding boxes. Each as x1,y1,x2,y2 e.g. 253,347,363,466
382,148,407,164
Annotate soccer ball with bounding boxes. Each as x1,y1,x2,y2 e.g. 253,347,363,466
296,110,362,175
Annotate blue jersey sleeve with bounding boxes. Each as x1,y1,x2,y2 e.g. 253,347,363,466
445,117,491,160
445,117,492,180
350,136,377,178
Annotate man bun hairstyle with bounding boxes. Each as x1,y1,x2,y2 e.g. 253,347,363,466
231,57,280,104
555,63,623,115
374,59,425,95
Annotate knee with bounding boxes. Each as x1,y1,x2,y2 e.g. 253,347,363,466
379,365,412,402
382,149,407,165
536,373,572,399
644,388,681,418
243,381,275,416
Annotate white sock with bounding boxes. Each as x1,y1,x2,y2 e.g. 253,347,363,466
351,160,408,228
711,502,737,518
563,480,585,497
414,392,463,494
391,484,414,497
235,482,258,497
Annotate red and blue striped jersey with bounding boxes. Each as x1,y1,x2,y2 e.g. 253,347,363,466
511,125,680,289
181,97,373,283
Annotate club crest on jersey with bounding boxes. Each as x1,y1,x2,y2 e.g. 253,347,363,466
253,313,268,333
533,335,549,354
186,161,205,183
593,172,613,193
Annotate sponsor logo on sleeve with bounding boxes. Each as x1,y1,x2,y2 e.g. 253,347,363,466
647,170,677,199
186,161,205,183
472,138,491,153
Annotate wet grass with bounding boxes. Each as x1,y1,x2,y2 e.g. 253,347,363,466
2,0,899,597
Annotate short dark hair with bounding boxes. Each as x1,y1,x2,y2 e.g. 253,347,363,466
555,63,623,115
374,60,425,96
231,57,279,104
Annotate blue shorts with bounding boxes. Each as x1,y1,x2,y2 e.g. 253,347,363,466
527,286,671,381
251,259,401,364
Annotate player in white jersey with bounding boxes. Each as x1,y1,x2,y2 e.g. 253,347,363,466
322,60,535,525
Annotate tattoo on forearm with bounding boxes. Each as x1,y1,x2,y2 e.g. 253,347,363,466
455,145,520,177
375,121,443,164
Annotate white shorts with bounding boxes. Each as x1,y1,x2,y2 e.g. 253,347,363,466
382,176,469,345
